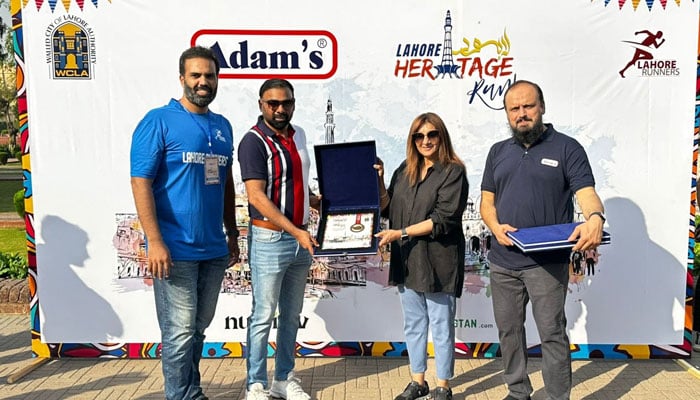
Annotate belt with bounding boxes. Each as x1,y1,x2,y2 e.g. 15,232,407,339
251,219,307,232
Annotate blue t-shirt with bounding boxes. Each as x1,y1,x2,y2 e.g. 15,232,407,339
130,99,234,260
480,124,595,269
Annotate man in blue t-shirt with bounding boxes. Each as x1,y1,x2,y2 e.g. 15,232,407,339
130,46,239,400
480,80,605,400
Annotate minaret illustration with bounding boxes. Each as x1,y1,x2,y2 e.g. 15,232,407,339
435,10,461,79
324,98,335,144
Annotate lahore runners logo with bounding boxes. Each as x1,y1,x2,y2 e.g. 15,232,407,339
619,30,679,78
45,15,97,80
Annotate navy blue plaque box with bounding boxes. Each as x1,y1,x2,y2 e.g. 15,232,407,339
314,140,380,256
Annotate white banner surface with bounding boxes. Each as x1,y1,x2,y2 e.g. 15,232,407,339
20,0,697,349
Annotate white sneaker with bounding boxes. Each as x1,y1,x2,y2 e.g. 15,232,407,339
269,372,311,400
246,382,269,400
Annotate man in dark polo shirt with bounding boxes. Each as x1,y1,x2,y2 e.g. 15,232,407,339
480,80,605,400
238,78,318,400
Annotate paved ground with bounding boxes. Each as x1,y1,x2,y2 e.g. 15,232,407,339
0,315,699,399
0,161,22,181
0,211,23,228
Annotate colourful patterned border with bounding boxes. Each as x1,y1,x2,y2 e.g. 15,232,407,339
11,0,698,360
690,11,700,357
11,0,698,13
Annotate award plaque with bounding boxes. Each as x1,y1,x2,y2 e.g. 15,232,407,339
321,212,376,250
314,141,380,256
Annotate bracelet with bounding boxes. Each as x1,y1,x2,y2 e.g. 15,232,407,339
588,211,606,223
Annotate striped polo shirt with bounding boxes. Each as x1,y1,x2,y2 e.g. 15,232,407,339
237,116,310,226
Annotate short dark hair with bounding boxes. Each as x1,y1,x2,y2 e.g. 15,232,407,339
259,79,295,98
503,80,545,109
179,46,220,75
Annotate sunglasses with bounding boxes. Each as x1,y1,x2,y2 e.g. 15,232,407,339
261,99,295,109
412,130,439,141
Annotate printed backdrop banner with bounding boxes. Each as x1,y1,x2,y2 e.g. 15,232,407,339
15,0,699,358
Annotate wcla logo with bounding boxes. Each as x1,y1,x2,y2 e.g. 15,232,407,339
392,10,517,110
191,29,338,79
619,30,679,78
44,15,96,80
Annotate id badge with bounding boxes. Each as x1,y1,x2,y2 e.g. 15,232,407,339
204,155,220,185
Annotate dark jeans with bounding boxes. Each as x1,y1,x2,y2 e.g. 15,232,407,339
490,262,572,400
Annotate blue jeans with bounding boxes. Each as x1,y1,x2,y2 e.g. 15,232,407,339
153,256,228,400
398,285,457,381
490,262,571,400
246,225,312,389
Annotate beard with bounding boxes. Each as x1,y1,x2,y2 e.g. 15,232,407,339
510,117,545,146
267,113,291,131
184,84,217,108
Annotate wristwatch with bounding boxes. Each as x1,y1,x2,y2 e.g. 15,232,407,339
401,228,409,240
588,211,606,223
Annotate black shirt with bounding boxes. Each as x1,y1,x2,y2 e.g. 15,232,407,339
385,160,469,296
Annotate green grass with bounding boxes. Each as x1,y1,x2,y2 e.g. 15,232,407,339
0,227,27,258
0,160,23,213
0,180,22,212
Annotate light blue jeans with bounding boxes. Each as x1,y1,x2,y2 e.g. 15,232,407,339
398,285,457,381
246,225,312,389
153,256,228,400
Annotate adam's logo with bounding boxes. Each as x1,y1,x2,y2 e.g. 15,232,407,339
192,29,338,80
45,16,97,80
619,30,678,78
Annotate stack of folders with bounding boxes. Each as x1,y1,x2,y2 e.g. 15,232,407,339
505,222,611,253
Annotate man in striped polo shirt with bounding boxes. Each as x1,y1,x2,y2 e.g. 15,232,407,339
238,79,318,400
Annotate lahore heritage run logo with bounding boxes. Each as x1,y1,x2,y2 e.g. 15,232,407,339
45,14,97,80
392,10,517,110
619,30,679,78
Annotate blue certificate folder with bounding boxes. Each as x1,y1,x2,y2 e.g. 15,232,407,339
506,222,611,253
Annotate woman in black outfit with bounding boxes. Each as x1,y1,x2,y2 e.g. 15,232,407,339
375,112,469,400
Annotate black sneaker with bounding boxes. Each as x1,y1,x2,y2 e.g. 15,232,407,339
433,387,453,400
394,381,429,400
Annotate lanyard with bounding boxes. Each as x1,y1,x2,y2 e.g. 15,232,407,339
181,102,214,154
